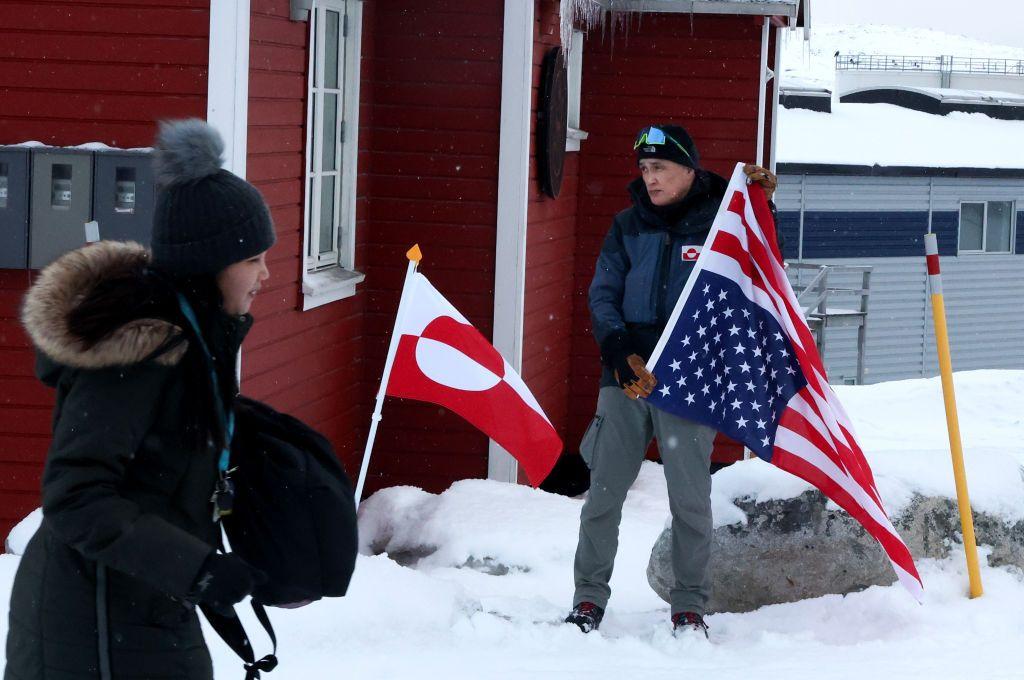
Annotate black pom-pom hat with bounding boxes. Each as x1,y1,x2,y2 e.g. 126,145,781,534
150,119,276,276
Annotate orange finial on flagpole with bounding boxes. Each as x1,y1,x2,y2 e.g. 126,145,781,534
407,244,423,263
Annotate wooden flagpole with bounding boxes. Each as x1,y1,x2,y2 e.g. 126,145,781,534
354,244,423,509
924,233,982,598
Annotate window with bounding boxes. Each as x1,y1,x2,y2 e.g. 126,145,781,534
302,0,364,309
958,201,1015,254
565,29,588,152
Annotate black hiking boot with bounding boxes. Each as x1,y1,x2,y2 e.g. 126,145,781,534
565,601,604,633
671,611,709,639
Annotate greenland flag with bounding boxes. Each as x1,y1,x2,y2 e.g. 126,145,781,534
385,273,563,486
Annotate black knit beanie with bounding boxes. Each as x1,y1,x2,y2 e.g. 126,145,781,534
150,119,276,275
634,124,700,170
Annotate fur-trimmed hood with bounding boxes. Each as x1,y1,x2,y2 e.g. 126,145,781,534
21,241,187,371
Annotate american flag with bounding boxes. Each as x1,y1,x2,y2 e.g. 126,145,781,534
646,164,923,600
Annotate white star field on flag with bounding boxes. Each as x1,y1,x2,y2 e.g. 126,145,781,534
647,271,807,459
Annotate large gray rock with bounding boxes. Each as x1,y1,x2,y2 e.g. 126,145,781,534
648,492,1024,613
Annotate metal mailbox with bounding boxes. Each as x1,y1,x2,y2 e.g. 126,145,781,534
92,150,155,247
29,149,94,269
0,147,31,269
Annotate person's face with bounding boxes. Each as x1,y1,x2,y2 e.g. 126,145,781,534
639,159,695,206
217,251,270,316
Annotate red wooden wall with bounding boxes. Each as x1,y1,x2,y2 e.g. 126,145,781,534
522,0,580,447
0,1,209,146
356,0,504,493
0,1,210,539
566,13,766,450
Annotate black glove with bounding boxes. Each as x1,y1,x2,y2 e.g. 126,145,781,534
600,331,637,388
191,553,267,615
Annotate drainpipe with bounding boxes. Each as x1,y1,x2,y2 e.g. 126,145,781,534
770,26,782,174
756,17,770,165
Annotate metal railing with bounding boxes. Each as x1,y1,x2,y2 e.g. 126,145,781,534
836,54,1024,77
790,263,873,385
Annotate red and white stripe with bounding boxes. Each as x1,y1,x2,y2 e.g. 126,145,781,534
924,233,943,295
699,165,924,600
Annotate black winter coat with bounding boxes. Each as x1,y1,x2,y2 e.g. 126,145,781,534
5,242,247,680
589,171,783,388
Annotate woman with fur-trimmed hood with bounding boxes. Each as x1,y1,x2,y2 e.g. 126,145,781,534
5,120,275,679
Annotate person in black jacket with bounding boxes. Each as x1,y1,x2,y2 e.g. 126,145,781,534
5,119,276,679
565,125,780,638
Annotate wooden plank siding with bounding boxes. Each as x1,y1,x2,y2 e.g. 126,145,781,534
353,0,504,496
0,1,209,539
521,0,580,450
0,1,209,147
567,13,765,449
0,270,48,536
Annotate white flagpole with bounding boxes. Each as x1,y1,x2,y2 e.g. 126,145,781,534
354,244,423,509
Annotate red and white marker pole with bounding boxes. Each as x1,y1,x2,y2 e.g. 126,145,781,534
924,233,982,598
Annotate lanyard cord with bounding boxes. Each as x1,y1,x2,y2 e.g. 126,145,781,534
177,292,234,475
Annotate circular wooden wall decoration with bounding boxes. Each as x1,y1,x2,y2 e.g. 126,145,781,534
538,46,568,198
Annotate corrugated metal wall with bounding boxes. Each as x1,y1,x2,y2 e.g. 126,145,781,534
778,172,1024,384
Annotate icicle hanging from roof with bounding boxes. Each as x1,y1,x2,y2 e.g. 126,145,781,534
559,0,646,54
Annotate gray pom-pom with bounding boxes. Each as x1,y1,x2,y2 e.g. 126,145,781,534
153,118,225,187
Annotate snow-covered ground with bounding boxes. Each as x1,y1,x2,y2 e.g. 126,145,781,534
2,370,1023,678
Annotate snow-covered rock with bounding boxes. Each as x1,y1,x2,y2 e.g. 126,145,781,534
648,491,1024,613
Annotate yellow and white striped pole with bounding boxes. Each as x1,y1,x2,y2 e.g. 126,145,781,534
925,233,983,598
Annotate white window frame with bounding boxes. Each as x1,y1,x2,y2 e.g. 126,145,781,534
565,29,588,152
301,0,364,310
957,200,1016,255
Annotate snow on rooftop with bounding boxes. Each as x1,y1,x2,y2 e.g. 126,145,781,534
778,102,1024,168
778,24,1024,169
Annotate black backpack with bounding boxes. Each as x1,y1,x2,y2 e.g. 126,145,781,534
224,395,358,605
204,396,359,679
174,295,359,677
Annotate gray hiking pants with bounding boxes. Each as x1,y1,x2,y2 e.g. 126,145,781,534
573,386,716,615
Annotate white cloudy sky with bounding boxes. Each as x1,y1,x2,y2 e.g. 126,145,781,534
812,0,1019,47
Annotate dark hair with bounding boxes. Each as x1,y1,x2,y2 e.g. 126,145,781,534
65,265,232,453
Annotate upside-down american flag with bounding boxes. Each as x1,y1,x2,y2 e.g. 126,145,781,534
645,163,923,599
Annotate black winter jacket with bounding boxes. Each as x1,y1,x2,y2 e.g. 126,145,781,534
589,171,782,388
5,241,248,680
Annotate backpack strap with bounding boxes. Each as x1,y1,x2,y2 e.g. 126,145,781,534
200,601,278,679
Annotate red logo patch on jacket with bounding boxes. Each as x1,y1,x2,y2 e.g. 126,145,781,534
681,245,702,261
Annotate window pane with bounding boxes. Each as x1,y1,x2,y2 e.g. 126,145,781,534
322,93,338,171
960,203,984,251
308,102,316,174
986,201,1013,252
307,181,316,258
325,10,340,89
319,176,336,255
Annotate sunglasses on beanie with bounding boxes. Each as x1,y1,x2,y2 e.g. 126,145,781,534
633,126,694,163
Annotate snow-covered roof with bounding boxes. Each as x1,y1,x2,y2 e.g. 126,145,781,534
777,23,1024,170
777,102,1024,169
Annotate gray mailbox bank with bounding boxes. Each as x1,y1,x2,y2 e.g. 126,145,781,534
92,150,155,246
29,148,94,269
0,145,155,270
0,147,31,269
